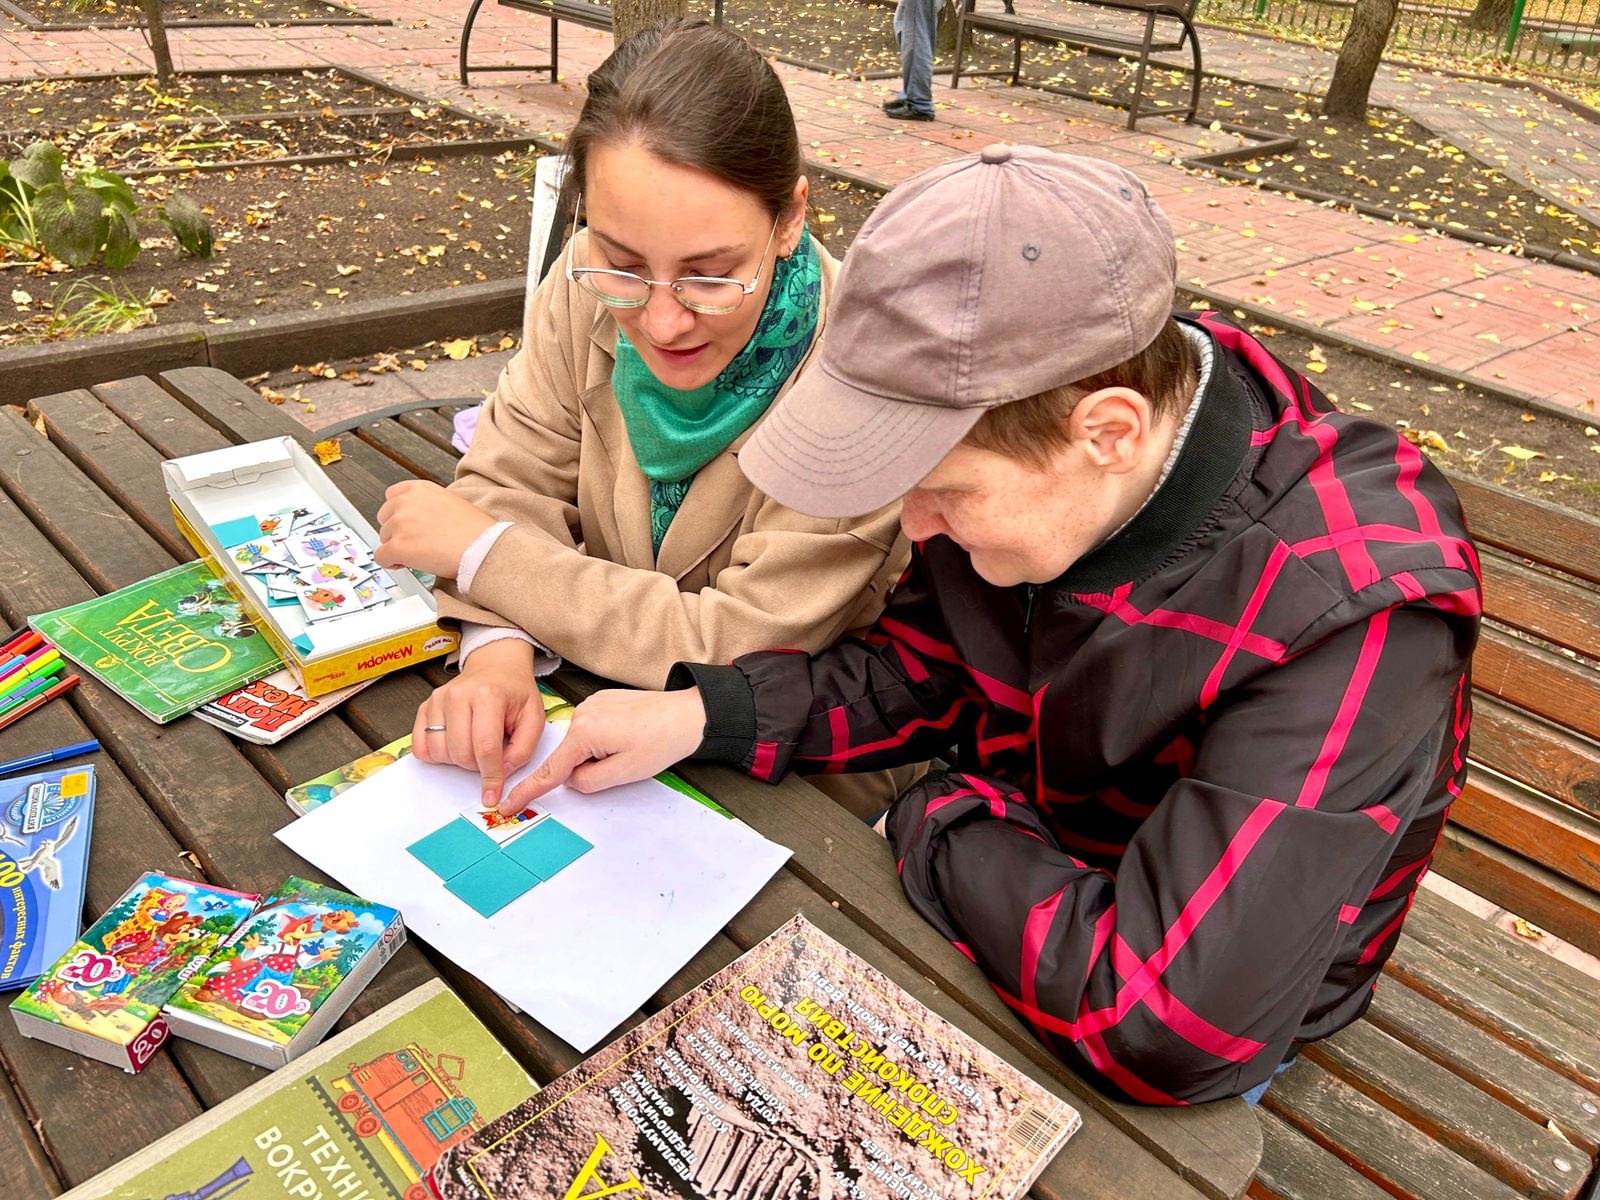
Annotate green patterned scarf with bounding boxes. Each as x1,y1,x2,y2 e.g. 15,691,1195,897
612,233,822,556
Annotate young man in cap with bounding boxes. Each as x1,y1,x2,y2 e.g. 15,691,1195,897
510,145,1482,1105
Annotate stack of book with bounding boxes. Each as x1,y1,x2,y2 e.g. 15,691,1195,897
10,872,405,1073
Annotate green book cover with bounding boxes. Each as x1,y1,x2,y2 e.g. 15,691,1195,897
62,980,538,1200
32,561,282,724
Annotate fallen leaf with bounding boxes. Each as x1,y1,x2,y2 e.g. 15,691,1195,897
1305,361,1328,374
312,439,342,466
1511,917,1546,940
336,264,361,277
1501,446,1543,461
442,338,474,360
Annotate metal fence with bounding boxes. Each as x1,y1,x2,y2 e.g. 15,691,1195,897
1198,0,1600,83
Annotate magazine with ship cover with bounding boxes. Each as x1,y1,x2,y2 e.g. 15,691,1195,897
30,561,282,724
430,914,1080,1200
57,980,539,1200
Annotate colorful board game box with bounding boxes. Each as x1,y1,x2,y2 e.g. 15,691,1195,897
163,437,456,697
0,764,97,989
164,876,405,1069
9,873,260,1073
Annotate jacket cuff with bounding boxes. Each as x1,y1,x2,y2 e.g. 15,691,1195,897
667,662,755,764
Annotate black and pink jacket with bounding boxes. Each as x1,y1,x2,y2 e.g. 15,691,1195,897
675,313,1482,1104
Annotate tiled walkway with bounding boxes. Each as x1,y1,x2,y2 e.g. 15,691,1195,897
5,0,1600,416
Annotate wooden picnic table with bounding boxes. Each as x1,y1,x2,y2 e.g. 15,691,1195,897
0,367,1264,1200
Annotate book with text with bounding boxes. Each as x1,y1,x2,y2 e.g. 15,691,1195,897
195,668,373,745
60,980,539,1200
31,561,282,723
0,764,96,989
430,914,1080,1200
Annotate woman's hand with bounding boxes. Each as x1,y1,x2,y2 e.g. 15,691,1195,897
502,687,706,814
412,639,547,811
375,481,496,581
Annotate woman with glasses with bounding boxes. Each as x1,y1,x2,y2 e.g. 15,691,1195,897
375,22,914,818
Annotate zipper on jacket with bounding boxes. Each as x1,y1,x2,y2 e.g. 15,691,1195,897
1024,584,1038,634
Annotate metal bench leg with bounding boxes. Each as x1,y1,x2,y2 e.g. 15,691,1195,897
1183,14,1202,123
549,17,560,82
952,12,970,87
1125,11,1156,129
459,0,490,86
1010,34,1023,86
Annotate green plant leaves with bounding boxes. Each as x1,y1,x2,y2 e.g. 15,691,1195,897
77,167,138,215
32,182,104,267
163,190,213,258
103,205,141,270
11,142,64,191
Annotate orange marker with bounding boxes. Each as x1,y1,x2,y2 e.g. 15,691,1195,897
0,673,81,733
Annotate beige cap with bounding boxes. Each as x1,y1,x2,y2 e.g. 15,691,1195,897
741,145,1178,517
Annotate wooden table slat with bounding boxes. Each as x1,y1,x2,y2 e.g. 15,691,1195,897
396,405,464,455
1305,1019,1584,1200
1365,977,1600,1153
1248,1110,1394,1200
1262,1059,1525,1200
357,417,462,486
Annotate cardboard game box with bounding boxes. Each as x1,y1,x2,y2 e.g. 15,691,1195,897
10,873,260,1073
165,876,405,1069
162,436,456,697
0,764,97,989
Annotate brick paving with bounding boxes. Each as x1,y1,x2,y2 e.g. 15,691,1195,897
5,0,1600,417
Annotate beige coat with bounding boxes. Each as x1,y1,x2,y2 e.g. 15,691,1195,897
436,236,918,817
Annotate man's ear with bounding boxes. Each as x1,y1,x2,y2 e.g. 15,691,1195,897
782,176,810,257
1069,386,1152,474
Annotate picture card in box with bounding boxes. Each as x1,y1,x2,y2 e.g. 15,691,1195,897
10,873,259,1073
165,876,404,1069
163,437,455,697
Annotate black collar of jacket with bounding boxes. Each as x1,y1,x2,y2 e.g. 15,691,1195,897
1049,317,1255,595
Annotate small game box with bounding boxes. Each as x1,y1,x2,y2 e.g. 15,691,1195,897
10,873,260,1073
0,764,97,990
164,876,405,1069
162,437,456,697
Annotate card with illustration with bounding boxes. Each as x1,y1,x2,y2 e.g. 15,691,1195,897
297,557,372,589
288,531,357,567
464,804,548,845
229,538,292,573
296,581,363,623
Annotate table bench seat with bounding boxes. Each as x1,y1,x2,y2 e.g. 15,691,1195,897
952,0,1202,128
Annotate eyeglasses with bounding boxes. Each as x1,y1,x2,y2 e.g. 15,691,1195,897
566,194,781,316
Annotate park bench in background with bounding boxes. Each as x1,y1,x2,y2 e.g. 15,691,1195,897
458,0,723,85
951,0,1202,128
334,404,1600,1200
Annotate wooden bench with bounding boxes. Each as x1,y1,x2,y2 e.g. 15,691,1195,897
951,0,1202,128
1251,469,1600,1200
342,406,1600,1200
458,0,723,86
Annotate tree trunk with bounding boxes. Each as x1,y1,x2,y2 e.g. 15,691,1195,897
1322,0,1398,121
1466,0,1513,33
612,0,688,45
139,0,175,86
935,0,959,55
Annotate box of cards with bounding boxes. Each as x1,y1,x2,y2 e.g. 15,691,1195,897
162,437,457,696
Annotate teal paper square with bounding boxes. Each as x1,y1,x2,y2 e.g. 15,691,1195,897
502,819,592,881
407,817,498,880
211,516,264,546
446,855,540,916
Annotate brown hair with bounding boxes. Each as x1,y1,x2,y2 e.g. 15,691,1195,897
963,319,1197,467
563,21,803,222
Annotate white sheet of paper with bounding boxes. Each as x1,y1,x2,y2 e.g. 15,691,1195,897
275,723,792,1051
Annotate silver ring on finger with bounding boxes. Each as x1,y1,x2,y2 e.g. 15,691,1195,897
423,724,447,732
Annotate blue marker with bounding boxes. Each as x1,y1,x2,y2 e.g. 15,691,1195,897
0,738,100,778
